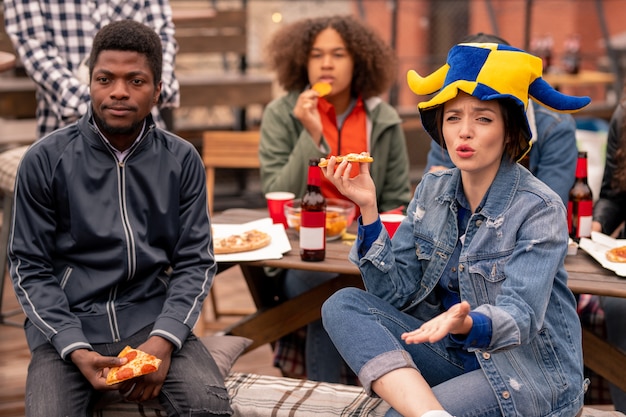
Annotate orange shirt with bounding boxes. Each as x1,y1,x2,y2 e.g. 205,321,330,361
317,96,368,202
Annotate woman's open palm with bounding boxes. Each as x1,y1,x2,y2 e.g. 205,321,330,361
401,301,472,345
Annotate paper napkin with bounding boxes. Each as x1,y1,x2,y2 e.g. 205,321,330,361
579,232,626,277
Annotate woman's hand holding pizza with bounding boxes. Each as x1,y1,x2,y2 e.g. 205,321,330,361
320,156,379,225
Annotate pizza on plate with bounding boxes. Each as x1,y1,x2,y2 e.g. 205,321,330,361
213,229,272,254
106,346,162,385
318,152,374,167
606,245,626,263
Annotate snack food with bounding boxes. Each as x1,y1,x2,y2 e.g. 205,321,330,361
287,210,349,239
311,81,332,97
606,245,626,263
106,346,162,385
213,229,272,254
318,152,374,167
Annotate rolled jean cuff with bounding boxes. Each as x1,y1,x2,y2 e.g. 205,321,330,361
359,349,418,395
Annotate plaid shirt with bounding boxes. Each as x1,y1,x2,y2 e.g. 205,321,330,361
4,0,180,138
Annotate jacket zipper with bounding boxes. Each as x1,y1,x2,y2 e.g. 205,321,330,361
103,127,151,341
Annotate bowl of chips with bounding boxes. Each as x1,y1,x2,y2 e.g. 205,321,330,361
285,198,356,240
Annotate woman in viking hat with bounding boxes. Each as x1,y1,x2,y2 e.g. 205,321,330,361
320,43,591,417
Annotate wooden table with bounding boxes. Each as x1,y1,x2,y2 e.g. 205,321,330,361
0,51,16,73
213,208,626,391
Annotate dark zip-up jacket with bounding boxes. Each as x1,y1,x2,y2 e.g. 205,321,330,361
8,110,215,359
594,102,626,237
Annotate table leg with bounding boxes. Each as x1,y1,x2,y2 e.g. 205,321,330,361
582,327,626,392
224,266,363,352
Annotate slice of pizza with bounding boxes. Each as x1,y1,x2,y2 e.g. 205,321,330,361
318,152,374,167
213,229,272,254
106,346,162,385
606,245,626,263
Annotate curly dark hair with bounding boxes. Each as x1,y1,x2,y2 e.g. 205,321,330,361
89,20,162,87
265,15,397,99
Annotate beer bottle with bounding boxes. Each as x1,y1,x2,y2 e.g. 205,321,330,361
567,151,593,240
300,158,326,261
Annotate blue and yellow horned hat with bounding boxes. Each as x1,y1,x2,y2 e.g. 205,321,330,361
407,42,591,157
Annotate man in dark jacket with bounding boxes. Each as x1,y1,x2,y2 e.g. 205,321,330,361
8,20,232,416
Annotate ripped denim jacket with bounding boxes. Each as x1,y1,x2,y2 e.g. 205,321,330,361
350,160,585,417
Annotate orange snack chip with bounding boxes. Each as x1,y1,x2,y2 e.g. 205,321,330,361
312,81,332,97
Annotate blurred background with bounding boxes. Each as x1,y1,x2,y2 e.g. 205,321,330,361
1,0,625,200
240,0,626,108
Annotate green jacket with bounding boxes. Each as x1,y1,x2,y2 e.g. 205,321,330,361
259,91,411,212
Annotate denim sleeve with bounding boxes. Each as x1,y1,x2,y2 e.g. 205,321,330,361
357,216,383,257
450,311,492,349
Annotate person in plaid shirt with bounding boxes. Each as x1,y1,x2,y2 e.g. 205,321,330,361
3,0,179,139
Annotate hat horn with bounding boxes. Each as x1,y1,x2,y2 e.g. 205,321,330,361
528,77,591,112
407,64,450,96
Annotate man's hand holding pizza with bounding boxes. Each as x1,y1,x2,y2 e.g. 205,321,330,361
70,349,128,391
117,336,173,403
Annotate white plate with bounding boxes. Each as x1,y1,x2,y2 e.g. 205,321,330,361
212,218,292,262
578,232,626,277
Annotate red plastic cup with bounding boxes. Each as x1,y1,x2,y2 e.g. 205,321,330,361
265,192,295,228
380,213,405,238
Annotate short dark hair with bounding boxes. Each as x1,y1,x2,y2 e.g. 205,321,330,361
89,20,162,86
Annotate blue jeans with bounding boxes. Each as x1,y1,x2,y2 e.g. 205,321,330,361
322,288,503,417
25,326,232,417
600,296,626,412
283,269,347,383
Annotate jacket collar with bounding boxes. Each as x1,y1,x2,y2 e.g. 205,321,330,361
79,107,156,152
440,160,521,218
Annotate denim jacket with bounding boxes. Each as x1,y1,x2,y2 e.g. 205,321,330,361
352,160,585,417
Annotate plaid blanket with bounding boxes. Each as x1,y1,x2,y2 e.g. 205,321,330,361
93,372,625,417
94,372,388,417
0,145,29,194
225,372,388,416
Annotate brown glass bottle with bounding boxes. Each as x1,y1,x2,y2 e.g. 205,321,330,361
567,151,593,240
300,159,326,261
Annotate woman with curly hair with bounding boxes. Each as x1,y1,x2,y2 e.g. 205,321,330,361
259,15,411,383
591,85,626,412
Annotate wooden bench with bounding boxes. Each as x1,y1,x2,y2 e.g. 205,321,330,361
0,75,37,120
